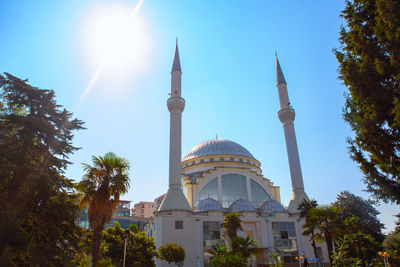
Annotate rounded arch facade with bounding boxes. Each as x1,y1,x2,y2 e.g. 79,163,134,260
194,170,272,209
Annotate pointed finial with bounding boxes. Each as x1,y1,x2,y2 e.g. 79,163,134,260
171,39,181,72
276,53,287,85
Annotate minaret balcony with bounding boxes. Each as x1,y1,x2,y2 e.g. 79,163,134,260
167,96,185,113
278,107,295,124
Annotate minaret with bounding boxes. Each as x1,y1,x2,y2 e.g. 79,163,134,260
276,55,309,213
158,42,192,212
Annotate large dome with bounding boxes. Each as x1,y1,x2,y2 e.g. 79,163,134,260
183,139,255,161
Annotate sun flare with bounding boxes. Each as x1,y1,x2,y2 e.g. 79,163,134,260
77,0,150,107
81,0,149,72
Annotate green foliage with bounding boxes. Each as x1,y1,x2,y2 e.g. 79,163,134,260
298,199,319,258
77,152,130,267
78,229,94,255
128,223,139,233
298,198,318,220
210,213,257,266
305,205,341,265
383,231,400,252
394,213,400,233
335,0,400,204
210,244,229,259
333,232,379,266
382,231,400,265
74,254,92,267
332,235,376,267
333,191,384,242
210,252,247,267
158,243,185,265
269,253,283,267
222,212,243,239
0,73,84,266
230,236,257,259
97,257,115,267
102,221,157,267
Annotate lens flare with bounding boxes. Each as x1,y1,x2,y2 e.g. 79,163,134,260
77,0,149,108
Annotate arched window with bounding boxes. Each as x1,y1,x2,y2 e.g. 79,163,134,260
221,174,247,208
195,178,218,207
250,179,271,208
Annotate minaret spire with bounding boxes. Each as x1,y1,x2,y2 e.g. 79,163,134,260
275,55,308,213
276,53,286,85
171,40,181,72
159,42,191,212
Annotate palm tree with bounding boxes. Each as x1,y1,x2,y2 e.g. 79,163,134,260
298,198,318,220
77,152,130,267
308,205,341,265
302,216,319,259
222,212,243,239
298,199,319,258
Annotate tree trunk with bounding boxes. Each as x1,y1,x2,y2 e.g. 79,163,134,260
92,223,105,267
310,229,318,259
312,239,318,259
325,233,333,266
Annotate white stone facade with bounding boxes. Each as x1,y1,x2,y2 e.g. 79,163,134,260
145,47,329,266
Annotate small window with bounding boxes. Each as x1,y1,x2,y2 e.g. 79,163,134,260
280,230,288,239
220,157,224,161
175,220,183,230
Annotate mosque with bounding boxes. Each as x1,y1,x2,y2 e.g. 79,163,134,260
145,44,329,266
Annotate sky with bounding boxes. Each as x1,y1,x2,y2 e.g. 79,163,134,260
0,0,398,232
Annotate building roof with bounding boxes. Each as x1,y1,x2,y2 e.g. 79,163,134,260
183,139,255,160
196,198,223,212
171,43,181,72
259,200,286,214
228,199,257,212
276,55,287,85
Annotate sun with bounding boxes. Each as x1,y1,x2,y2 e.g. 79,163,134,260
81,1,150,73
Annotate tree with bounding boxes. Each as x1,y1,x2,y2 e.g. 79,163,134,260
0,73,84,265
298,199,318,220
102,221,157,267
231,236,257,259
302,215,320,259
382,231,400,266
210,253,247,267
333,191,384,242
383,231,400,253
394,213,400,233
335,0,400,204
210,244,229,259
158,243,185,266
212,212,257,266
298,199,319,258
343,232,380,264
77,152,130,267
222,211,243,239
331,236,363,267
307,205,341,265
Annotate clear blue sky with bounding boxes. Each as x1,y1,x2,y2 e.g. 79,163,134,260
0,0,398,232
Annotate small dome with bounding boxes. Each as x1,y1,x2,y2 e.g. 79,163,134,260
229,199,256,213
184,139,255,161
196,198,223,212
259,200,286,214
